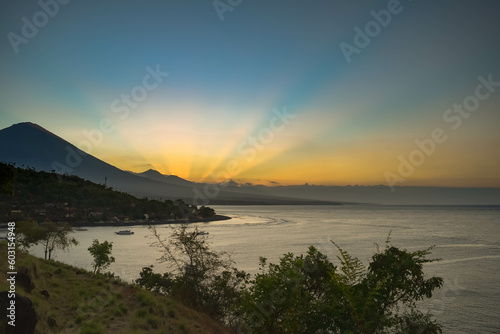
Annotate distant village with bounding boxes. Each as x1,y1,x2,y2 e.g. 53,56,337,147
0,163,217,226
4,200,216,225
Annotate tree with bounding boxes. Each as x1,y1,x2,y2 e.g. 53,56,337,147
16,218,45,249
136,265,173,294
172,199,193,219
239,240,444,334
198,205,215,218
88,239,115,274
137,225,248,327
239,247,337,333
0,163,16,195
17,219,78,260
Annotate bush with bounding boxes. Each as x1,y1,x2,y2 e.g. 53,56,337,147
137,225,248,327
88,239,115,274
239,241,443,334
138,226,444,333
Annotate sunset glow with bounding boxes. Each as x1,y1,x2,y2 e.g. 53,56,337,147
1,1,499,187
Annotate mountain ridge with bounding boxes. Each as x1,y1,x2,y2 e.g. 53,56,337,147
1,122,499,205
0,122,338,205
134,169,194,186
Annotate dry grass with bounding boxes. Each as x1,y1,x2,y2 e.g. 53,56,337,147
0,241,229,333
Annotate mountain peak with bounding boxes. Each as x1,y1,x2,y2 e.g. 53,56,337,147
137,169,192,185
4,122,64,141
224,180,239,187
142,169,164,176
11,122,47,131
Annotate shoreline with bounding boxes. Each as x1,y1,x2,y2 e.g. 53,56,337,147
70,214,232,228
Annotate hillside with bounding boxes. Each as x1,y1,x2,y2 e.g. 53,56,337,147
0,163,222,225
0,122,177,195
0,242,229,333
0,122,340,205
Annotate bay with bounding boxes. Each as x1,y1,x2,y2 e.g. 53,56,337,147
24,204,500,333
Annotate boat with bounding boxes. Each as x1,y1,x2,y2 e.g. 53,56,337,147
197,231,209,236
114,230,134,235
74,228,88,231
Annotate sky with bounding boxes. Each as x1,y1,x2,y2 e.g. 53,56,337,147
1,0,499,187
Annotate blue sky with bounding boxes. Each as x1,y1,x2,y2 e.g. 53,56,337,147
1,0,499,186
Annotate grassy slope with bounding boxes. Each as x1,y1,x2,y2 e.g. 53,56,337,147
0,242,229,334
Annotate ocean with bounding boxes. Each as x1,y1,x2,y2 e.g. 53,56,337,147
22,205,500,333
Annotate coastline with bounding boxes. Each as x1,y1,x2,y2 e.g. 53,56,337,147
70,214,231,228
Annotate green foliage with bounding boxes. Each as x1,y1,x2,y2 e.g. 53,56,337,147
0,162,16,195
137,225,249,327
16,217,46,248
139,227,444,332
136,290,156,307
239,247,336,333
88,239,116,274
79,321,105,334
239,241,444,334
17,219,78,259
0,162,216,224
114,303,128,316
136,265,173,295
198,205,216,218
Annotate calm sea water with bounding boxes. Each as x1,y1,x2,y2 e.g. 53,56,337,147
22,205,500,333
